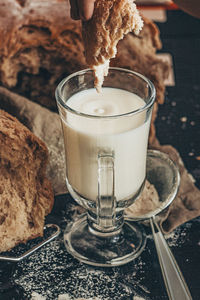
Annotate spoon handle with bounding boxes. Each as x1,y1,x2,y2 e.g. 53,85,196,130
150,218,193,300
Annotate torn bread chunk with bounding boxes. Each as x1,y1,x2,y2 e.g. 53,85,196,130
0,110,54,253
82,0,143,92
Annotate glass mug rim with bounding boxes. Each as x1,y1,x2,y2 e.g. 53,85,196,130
55,67,156,119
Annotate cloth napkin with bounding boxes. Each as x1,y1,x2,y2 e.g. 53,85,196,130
0,86,200,233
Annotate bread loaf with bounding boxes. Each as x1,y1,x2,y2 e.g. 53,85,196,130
0,110,54,252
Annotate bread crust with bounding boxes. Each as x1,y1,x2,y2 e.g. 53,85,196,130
0,109,54,252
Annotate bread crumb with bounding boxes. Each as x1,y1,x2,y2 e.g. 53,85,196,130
180,116,187,122
93,60,110,93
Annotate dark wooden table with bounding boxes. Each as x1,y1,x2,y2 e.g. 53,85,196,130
0,9,200,300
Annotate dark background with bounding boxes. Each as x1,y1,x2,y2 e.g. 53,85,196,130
155,10,200,189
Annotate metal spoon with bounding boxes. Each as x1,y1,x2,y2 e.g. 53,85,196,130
150,216,192,300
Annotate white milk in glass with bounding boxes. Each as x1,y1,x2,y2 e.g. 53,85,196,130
62,88,151,201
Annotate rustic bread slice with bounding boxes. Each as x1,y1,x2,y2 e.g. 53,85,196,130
82,0,143,91
0,110,54,252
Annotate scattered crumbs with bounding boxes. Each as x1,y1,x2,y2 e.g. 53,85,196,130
161,116,166,121
31,292,46,300
57,294,71,300
14,234,131,299
57,295,101,300
31,293,101,300
190,121,195,126
188,152,194,156
133,296,145,300
11,201,196,300
180,116,187,122
171,101,176,107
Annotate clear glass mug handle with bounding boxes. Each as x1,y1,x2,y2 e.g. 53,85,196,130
97,153,116,232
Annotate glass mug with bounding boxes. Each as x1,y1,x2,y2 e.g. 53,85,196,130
56,67,155,266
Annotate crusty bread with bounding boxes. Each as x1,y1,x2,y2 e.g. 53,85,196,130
82,0,143,91
0,110,54,252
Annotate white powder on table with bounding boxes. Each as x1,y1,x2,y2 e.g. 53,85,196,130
31,292,102,300
14,191,191,300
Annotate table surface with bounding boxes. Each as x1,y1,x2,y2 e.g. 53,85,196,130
0,9,200,300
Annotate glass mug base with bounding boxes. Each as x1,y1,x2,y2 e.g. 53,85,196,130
64,214,146,267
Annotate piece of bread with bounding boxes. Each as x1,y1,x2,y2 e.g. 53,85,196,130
82,0,143,91
0,110,54,252
83,0,143,92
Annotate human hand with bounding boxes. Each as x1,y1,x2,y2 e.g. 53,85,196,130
69,0,95,21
